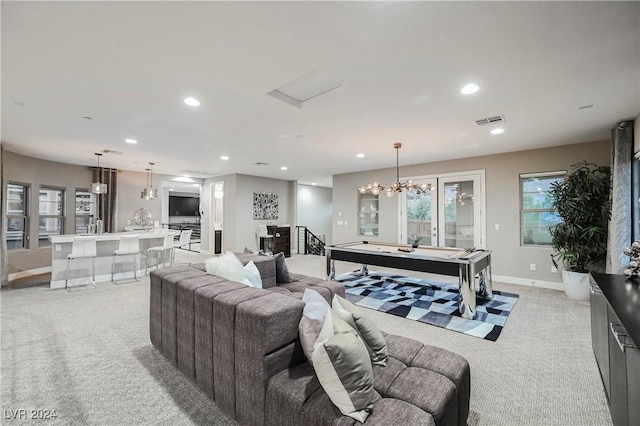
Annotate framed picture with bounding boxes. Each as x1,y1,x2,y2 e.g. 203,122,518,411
253,192,278,220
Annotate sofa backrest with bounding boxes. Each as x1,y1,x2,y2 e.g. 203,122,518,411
150,266,306,426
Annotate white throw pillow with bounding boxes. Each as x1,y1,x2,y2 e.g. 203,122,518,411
243,260,263,288
205,252,246,283
299,288,331,364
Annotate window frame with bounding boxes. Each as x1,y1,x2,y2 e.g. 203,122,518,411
6,182,30,250
38,185,65,247
519,171,566,247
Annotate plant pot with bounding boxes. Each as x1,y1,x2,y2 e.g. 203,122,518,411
562,270,590,301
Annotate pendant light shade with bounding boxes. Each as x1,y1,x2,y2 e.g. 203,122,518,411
141,162,159,200
91,153,108,194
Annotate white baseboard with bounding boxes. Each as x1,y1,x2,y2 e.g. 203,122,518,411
493,274,564,292
8,266,52,282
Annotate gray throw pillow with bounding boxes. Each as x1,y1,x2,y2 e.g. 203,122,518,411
274,252,291,283
332,295,389,366
311,310,374,423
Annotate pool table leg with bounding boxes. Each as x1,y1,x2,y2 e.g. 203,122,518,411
478,265,494,298
459,264,477,320
361,264,369,276
327,253,336,280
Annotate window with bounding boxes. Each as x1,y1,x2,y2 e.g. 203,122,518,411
6,183,29,249
39,187,64,247
358,192,379,237
75,189,95,233
520,172,565,246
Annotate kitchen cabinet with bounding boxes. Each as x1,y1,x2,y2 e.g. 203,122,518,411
169,196,200,216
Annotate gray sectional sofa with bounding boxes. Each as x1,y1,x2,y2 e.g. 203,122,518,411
149,253,470,426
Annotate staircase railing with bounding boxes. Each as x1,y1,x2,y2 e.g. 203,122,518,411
296,226,326,256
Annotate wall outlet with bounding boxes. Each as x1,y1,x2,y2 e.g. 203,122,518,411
338,211,343,217
529,263,536,271
337,220,344,226
344,221,348,226
551,265,558,273
494,224,500,230
55,244,61,252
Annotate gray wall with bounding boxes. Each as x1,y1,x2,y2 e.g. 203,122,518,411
332,140,611,284
201,174,295,253
3,150,94,274
297,184,333,245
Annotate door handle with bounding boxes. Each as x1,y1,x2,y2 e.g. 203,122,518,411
610,322,637,352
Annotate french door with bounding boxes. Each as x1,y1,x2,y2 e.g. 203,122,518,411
400,172,484,249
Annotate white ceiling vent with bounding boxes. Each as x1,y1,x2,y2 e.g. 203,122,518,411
268,71,341,108
475,115,506,126
102,149,124,155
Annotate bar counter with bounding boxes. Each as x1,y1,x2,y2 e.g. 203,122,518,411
48,230,178,289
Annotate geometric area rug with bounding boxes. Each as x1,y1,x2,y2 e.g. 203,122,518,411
336,271,520,342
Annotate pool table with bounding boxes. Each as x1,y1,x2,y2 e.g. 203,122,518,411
326,241,493,320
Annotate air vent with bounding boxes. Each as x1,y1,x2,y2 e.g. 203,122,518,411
102,149,124,155
475,115,505,126
254,162,269,166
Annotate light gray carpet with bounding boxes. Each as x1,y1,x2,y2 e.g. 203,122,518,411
1,252,612,425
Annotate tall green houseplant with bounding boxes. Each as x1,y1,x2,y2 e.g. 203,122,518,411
549,161,612,273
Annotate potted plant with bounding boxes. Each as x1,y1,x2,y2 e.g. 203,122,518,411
549,161,612,300
408,234,423,248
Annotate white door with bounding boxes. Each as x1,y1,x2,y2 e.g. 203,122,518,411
438,174,482,248
400,172,484,249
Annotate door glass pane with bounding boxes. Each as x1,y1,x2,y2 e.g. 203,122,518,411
406,190,433,246
443,181,475,248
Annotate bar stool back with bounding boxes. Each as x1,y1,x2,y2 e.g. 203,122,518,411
146,234,174,274
258,224,274,253
66,236,97,291
171,229,193,265
112,234,140,284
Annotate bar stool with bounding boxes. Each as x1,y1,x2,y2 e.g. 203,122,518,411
112,234,140,284
171,229,193,265
65,236,97,292
146,233,174,274
258,224,274,253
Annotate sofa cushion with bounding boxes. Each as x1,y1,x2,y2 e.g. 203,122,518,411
274,251,292,283
312,310,374,423
332,295,388,366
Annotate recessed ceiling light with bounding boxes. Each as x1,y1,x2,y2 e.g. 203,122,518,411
205,142,211,146
311,183,317,186
461,83,480,95
280,166,288,171
220,156,229,160
490,128,505,135
184,97,200,106
125,139,137,144
356,153,365,158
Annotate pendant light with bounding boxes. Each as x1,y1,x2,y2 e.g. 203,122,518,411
358,143,432,197
91,153,108,194
141,162,158,200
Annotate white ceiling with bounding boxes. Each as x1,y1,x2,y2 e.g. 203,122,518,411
2,2,639,188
